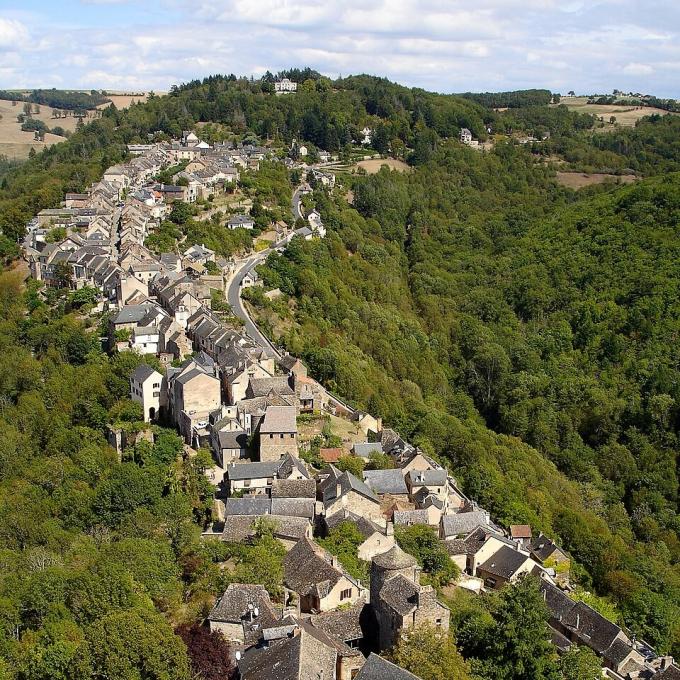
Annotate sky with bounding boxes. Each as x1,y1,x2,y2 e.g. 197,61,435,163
1,0,679,97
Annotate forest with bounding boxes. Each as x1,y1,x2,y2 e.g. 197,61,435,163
1,70,680,677
254,140,680,656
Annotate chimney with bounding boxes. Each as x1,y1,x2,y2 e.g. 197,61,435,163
336,482,342,499
576,613,580,630
331,555,338,568
386,522,394,536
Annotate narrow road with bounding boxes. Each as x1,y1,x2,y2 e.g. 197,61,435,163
292,187,305,221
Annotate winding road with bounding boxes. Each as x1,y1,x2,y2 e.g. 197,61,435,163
225,184,357,415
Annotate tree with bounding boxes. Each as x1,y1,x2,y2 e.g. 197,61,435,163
169,201,192,225
86,609,191,679
175,624,236,680
335,454,365,477
394,525,459,586
480,576,560,680
390,622,471,680
559,645,602,680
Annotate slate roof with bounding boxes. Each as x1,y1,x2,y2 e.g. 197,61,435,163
478,545,530,580
539,580,576,622
356,654,422,680
352,442,383,457
325,509,383,540
248,376,294,398
226,461,281,481
407,469,447,486
531,533,567,562
242,621,341,678
208,583,278,634
283,538,352,599
224,497,272,516
270,498,315,519
112,304,155,324
653,667,680,680
217,431,249,450
260,406,297,433
442,539,468,556
363,469,408,496
372,544,417,570
393,509,430,526
338,470,379,503
221,514,311,543
270,478,316,498
379,573,419,615
308,599,366,643
441,510,489,538
562,601,623,654
131,364,158,383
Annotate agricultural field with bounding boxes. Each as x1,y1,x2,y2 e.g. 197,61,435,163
353,157,411,173
555,171,638,189
556,96,677,126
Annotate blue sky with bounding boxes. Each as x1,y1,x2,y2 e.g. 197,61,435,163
1,0,679,97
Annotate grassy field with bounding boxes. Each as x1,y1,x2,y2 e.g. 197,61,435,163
556,96,677,127
353,158,411,173
0,91,153,160
556,171,638,189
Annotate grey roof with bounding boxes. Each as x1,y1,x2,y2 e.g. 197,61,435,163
531,532,567,563
283,538,349,598
260,406,297,434
363,469,408,496
372,544,417,571
393,509,430,526
270,478,316,499
208,583,277,625
338,470,379,503
325,509,382,540
224,497,272,516
131,363,159,383
248,376,294,398
407,469,447,486
221,514,311,543
226,461,280,481
239,626,336,680
563,601,624,654
111,304,155,324
217,431,248,450
228,215,254,226
352,442,383,457
356,654,421,680
441,510,489,538
308,600,366,644
270,498,315,519
478,545,530,579
379,573,419,615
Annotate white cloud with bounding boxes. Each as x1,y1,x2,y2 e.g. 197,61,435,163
622,62,654,75
0,18,29,50
0,0,678,96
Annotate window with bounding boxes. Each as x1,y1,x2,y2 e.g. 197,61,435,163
290,433,295,438
269,434,273,439
435,618,442,626
340,588,352,601
243,480,250,487
153,382,160,388
153,391,160,397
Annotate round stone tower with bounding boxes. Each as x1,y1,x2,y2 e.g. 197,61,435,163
369,544,420,606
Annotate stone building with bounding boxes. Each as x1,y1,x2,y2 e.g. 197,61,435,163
369,544,449,651
259,406,298,461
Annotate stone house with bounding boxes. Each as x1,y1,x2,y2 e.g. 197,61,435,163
369,544,450,652
318,466,383,524
259,406,298,462
530,532,570,582
440,509,490,540
129,364,163,422
283,538,367,613
208,583,279,645
475,544,535,590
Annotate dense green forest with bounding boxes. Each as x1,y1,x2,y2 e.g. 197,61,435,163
254,145,680,654
1,70,680,676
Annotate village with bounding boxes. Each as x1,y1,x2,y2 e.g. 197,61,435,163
20,116,679,680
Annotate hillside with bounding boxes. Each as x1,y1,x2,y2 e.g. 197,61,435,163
0,71,679,676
